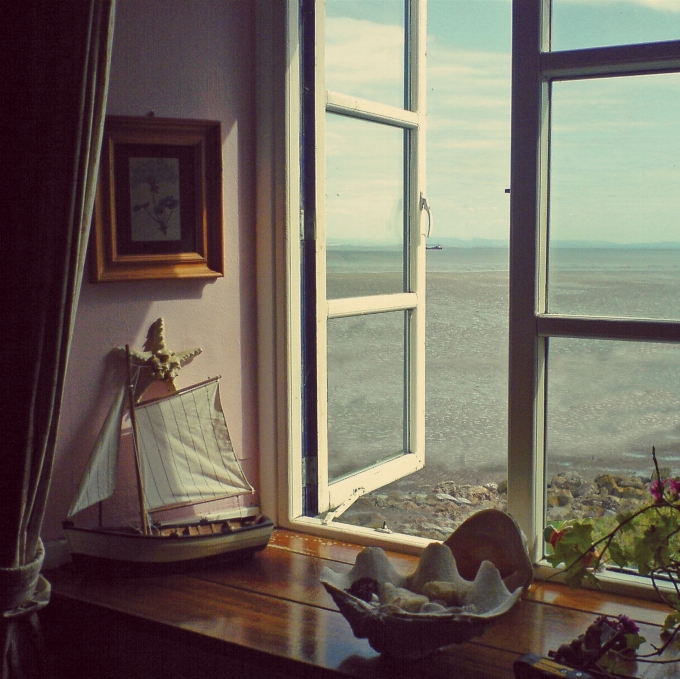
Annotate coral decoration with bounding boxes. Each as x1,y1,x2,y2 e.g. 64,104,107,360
114,318,202,398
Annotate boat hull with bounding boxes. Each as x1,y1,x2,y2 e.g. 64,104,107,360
63,516,274,575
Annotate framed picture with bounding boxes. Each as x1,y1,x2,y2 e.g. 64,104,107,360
91,116,224,282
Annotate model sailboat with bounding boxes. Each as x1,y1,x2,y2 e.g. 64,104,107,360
63,323,273,573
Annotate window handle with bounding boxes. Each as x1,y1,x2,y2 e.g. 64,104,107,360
420,193,434,237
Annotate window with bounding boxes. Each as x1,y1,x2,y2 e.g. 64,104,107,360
509,1,680,565
256,1,680,563
296,0,428,523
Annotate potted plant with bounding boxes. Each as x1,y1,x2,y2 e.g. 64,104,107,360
543,448,680,676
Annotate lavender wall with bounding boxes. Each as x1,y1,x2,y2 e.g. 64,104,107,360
43,0,259,541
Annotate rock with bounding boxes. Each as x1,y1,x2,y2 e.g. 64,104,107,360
618,487,647,501
453,497,473,506
619,476,645,490
550,472,585,490
556,490,573,507
595,474,619,494
343,512,387,529
572,482,594,498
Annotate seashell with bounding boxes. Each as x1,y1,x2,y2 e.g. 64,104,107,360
422,581,463,607
406,542,464,594
462,560,516,615
320,509,531,658
348,546,406,589
419,602,449,614
379,583,430,613
444,508,533,593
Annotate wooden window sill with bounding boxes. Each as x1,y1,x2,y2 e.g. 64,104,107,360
45,529,678,678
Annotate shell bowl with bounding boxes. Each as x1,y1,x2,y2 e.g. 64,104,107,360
320,509,531,659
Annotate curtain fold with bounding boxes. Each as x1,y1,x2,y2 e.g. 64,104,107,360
2,2,116,678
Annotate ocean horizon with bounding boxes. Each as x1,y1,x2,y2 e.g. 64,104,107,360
326,247,680,488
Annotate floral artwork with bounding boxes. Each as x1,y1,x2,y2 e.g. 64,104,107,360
128,157,181,241
91,116,224,281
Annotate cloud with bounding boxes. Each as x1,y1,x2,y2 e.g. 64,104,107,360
557,0,680,10
325,17,405,106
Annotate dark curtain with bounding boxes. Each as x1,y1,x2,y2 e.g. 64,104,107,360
1,2,116,678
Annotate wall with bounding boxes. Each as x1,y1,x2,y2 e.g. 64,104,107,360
43,0,259,542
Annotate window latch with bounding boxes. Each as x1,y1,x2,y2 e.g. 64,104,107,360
420,193,434,237
322,487,366,524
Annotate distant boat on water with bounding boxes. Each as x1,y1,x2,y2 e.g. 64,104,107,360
427,244,443,250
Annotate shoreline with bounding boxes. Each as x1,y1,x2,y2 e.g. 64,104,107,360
338,469,660,541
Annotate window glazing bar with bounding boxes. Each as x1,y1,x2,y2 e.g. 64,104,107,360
537,316,680,343
541,40,680,80
326,92,419,128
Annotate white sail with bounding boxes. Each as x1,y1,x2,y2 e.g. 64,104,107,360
68,383,127,517
134,378,253,512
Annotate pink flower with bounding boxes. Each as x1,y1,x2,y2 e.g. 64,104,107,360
649,478,680,503
616,614,639,635
549,528,565,548
650,479,665,503
666,478,680,501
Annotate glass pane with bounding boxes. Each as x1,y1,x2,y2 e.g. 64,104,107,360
548,74,680,319
552,1,680,51
326,114,406,299
545,339,680,525
325,0,405,109
334,0,512,540
327,311,406,481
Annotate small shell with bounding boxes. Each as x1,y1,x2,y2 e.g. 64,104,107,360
407,542,462,594
419,602,449,614
380,582,430,613
422,581,463,607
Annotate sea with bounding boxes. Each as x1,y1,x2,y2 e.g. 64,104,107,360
326,246,680,488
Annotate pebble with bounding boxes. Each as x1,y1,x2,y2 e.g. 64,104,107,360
336,470,665,538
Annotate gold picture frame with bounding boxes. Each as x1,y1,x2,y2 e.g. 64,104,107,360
91,116,224,282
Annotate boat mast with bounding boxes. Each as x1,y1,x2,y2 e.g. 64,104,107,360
125,345,151,536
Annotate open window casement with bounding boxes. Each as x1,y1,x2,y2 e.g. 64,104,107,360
300,0,428,521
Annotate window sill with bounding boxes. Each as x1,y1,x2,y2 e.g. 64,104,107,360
46,529,678,679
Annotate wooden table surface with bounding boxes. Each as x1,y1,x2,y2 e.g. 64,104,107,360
47,529,680,679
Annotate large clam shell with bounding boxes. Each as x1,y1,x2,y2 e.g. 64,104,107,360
444,508,532,593
320,510,530,659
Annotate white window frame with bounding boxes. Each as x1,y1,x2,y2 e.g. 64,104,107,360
508,0,680,566
255,0,431,551
311,0,427,518
256,0,680,563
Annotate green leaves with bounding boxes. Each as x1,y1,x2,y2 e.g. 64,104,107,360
623,633,646,652
543,451,680,671
544,520,598,588
662,611,680,633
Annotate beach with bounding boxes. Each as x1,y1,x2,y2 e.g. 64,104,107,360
325,248,680,502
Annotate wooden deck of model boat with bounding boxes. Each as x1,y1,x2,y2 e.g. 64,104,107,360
63,516,273,575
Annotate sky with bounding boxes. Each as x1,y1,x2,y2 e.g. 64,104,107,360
324,0,680,245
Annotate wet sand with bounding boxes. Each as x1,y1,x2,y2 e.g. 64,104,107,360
326,265,680,493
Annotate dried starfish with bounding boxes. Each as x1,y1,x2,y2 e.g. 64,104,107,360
114,318,202,396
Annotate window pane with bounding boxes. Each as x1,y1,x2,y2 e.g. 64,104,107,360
325,0,405,109
545,338,680,525
333,0,511,540
551,1,680,51
326,114,406,299
548,74,680,319
327,311,406,481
